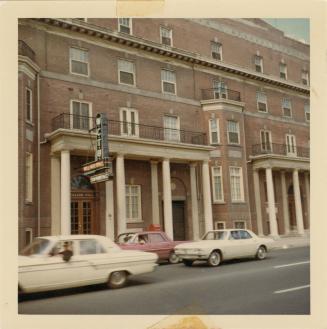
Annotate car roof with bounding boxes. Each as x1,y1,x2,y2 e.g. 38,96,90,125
39,235,108,241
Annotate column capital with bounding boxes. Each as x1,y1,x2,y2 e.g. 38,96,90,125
189,162,198,168
116,153,125,158
150,160,159,165
202,159,209,165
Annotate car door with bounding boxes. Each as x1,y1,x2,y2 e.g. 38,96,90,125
239,230,258,256
226,230,244,258
148,233,171,259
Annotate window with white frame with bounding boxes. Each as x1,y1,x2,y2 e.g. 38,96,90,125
120,108,139,137
256,91,268,112
305,103,310,122
302,70,309,85
234,221,246,229
215,221,226,230
125,185,141,221
227,121,240,144
212,166,224,202
280,63,287,79
213,80,227,99
286,134,297,156
118,60,135,86
211,41,222,61
161,69,176,94
160,26,172,46
229,167,244,202
118,18,132,34
25,153,33,202
25,228,33,246
260,130,272,152
71,100,91,130
164,115,180,141
254,55,263,73
282,98,292,117
70,47,89,76
26,88,32,122
209,118,220,144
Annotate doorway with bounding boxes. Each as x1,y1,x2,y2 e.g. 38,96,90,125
172,201,186,241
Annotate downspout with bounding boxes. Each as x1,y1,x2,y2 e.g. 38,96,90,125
37,72,40,237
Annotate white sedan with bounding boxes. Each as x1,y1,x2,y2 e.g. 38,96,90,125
174,229,273,267
19,235,158,293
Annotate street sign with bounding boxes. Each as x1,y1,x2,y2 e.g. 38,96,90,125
95,113,109,160
81,158,113,176
90,170,113,184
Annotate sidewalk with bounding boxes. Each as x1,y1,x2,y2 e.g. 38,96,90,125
269,234,310,250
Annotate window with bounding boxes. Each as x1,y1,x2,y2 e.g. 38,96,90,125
280,63,287,79
26,88,32,122
214,222,226,230
125,185,142,221
70,47,89,76
305,103,310,121
120,108,139,137
118,18,132,34
282,98,292,117
229,167,244,202
161,69,176,94
239,230,251,239
234,221,246,229
71,100,91,130
213,80,227,99
79,239,105,255
254,55,263,73
227,121,240,144
118,60,135,86
302,70,309,85
164,115,180,141
256,91,267,112
25,153,33,202
160,27,172,46
149,233,166,243
260,130,272,152
212,166,224,202
211,41,222,60
209,118,220,144
286,134,297,156
25,228,33,246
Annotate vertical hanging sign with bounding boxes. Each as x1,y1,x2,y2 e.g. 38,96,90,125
95,113,109,160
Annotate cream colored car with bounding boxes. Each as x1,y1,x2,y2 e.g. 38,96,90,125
19,235,158,293
174,229,273,267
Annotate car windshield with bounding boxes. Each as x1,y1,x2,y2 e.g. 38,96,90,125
116,233,136,244
20,238,51,256
202,231,227,240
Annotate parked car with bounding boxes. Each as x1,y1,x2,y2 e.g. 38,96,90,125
174,229,273,267
117,229,188,264
18,235,158,293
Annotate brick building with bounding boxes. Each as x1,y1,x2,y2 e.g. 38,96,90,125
18,18,310,249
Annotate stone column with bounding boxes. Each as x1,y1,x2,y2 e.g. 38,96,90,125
281,171,290,235
60,150,71,235
116,154,126,235
304,172,310,228
293,169,304,235
253,169,263,236
105,180,115,240
51,155,61,235
265,167,278,237
190,163,200,240
202,160,213,233
162,158,173,239
151,161,160,225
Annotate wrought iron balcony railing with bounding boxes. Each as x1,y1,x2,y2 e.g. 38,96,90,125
201,88,241,102
18,40,36,62
52,113,207,146
252,143,310,158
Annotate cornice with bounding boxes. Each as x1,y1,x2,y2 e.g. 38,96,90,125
30,18,310,96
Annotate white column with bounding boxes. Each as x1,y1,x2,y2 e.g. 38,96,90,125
281,171,290,235
253,169,263,236
51,155,61,235
162,158,173,239
60,150,71,235
265,167,278,237
151,161,160,225
202,160,213,233
304,172,310,228
116,154,126,235
105,180,115,240
293,169,304,235
190,163,200,240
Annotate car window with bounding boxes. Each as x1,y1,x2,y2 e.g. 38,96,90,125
240,230,252,239
117,233,136,244
230,230,241,240
149,233,165,243
20,238,51,256
202,231,226,240
79,239,106,255
138,234,149,244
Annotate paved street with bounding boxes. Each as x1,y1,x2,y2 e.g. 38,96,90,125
19,246,310,315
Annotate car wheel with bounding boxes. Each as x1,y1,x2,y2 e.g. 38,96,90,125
168,252,180,264
107,271,127,289
207,251,221,267
256,246,267,260
183,260,194,267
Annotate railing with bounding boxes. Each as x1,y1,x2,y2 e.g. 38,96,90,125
18,40,36,62
252,143,310,158
201,88,241,102
52,113,207,145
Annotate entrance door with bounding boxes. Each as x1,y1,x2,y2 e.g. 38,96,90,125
172,201,186,241
71,199,94,234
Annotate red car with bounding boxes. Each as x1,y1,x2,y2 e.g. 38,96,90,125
117,227,188,264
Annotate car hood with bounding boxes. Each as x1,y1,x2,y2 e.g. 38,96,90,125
175,240,224,249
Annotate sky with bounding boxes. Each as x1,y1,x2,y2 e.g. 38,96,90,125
263,19,310,44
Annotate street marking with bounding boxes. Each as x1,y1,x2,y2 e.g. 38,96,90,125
274,261,310,269
274,285,310,294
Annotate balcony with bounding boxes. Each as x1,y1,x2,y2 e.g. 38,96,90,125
201,88,241,102
51,113,207,146
18,40,35,62
252,143,310,159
